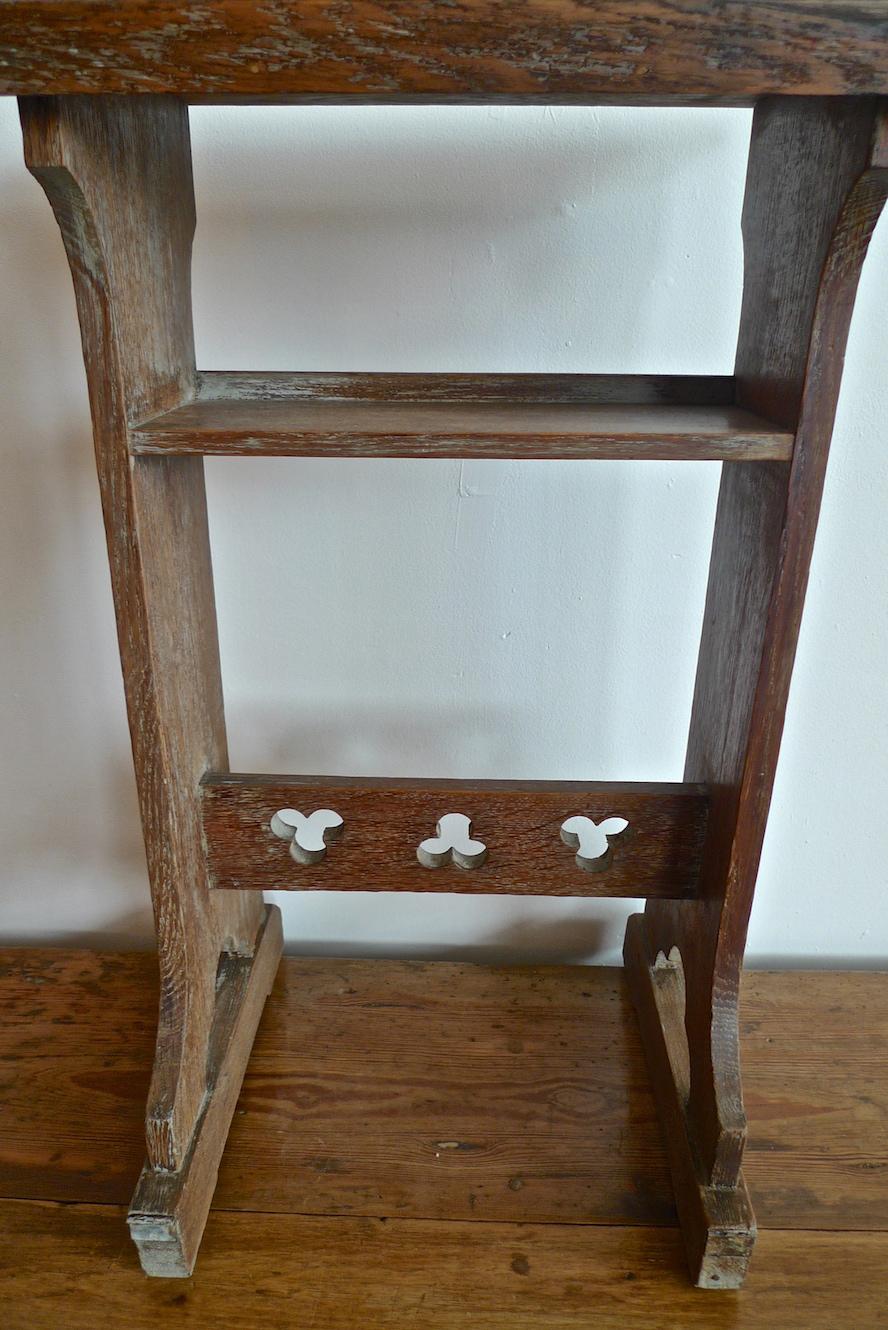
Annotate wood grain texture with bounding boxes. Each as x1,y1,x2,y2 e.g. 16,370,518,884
133,397,793,462
194,371,738,405
2,951,887,1235
131,370,787,463
3,2,888,102
632,99,888,1225
200,775,709,898
624,915,755,1288
4,1201,888,1330
19,95,268,1171
128,905,283,1276
734,97,887,430
11,66,887,1300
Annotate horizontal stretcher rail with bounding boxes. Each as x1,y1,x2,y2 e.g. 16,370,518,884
200,774,709,898
131,372,793,462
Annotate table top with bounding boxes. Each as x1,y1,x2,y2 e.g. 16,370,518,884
2,1,888,103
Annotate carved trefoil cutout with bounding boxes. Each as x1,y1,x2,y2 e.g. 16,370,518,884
560,814,630,872
417,813,487,869
270,808,343,865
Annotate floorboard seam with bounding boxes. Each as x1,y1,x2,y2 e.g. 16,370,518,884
2,1195,886,1237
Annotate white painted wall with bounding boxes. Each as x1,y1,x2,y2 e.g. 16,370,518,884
1,101,886,966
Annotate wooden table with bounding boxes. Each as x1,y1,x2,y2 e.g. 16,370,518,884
2,0,886,1289
2,950,887,1327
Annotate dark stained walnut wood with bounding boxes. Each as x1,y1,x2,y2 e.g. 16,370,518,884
200,775,709,898
626,96,888,1286
18,94,281,1273
133,379,793,462
3,2,888,102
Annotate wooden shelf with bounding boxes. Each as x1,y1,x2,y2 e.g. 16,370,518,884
131,372,794,462
4,0,888,102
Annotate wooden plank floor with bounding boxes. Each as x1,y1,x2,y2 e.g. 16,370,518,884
1,950,886,1327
